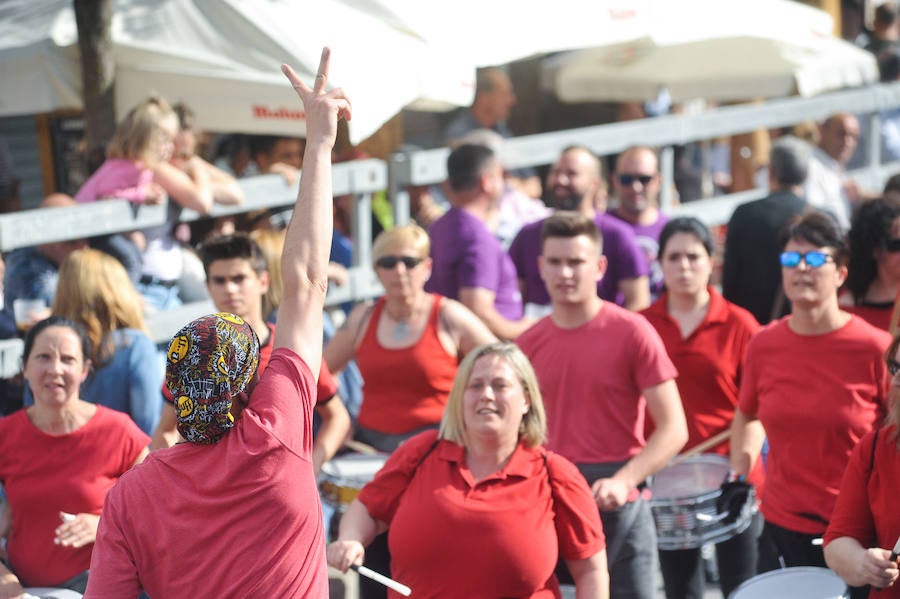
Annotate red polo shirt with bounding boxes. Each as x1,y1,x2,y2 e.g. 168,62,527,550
359,430,605,598
641,288,764,487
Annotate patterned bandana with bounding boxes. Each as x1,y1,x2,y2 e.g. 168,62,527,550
165,313,260,445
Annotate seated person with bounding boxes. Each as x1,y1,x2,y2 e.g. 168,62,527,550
4,194,86,326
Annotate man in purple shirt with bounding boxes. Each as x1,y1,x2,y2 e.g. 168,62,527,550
426,144,533,339
509,146,650,317
609,146,670,299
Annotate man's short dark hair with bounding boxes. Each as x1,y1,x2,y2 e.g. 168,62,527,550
200,233,268,277
446,144,497,192
769,136,810,187
540,211,603,253
875,2,899,27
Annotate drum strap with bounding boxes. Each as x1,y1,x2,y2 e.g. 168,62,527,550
540,451,558,507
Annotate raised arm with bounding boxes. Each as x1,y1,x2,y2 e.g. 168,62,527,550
274,48,351,378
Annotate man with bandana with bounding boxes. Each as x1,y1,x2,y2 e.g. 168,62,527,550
85,48,351,598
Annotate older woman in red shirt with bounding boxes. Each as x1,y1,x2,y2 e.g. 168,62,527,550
325,223,496,453
327,342,607,598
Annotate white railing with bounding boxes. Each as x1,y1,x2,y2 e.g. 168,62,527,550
6,80,900,369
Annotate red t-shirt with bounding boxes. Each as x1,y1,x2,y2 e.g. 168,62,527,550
825,425,900,598
0,407,149,586
359,430,605,598
739,316,891,534
162,322,338,405
517,302,678,464
86,348,328,598
355,295,458,434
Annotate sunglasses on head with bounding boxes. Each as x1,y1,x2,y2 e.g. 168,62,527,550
617,173,654,186
779,251,834,269
884,238,900,253
889,359,900,377
375,255,423,270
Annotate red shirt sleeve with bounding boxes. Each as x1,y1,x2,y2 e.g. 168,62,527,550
546,452,606,560
824,428,878,547
317,358,339,404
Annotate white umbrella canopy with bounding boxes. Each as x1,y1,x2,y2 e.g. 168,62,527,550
378,0,648,67
541,0,879,104
0,0,475,143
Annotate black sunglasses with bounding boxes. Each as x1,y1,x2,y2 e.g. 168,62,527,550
617,173,654,186
884,238,900,253
889,359,900,377
375,255,423,270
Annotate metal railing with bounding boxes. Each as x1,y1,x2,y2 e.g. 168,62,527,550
5,80,900,371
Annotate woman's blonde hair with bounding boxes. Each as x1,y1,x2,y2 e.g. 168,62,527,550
106,96,177,166
249,228,285,318
371,224,430,265
439,342,547,448
52,249,148,367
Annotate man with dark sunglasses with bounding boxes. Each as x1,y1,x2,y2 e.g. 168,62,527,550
509,145,650,316
609,146,670,299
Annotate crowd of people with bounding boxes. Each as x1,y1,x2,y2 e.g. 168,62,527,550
4,21,900,599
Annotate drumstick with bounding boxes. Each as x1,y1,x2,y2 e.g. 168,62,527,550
670,429,732,465
343,439,381,455
350,564,412,596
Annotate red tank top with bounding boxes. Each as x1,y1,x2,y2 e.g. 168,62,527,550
355,295,458,434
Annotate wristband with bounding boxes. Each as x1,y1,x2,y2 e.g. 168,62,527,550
726,470,747,483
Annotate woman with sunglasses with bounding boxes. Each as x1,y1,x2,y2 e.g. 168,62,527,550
841,197,900,331
824,333,900,596
640,217,763,599
325,224,496,599
730,211,892,596
324,223,496,454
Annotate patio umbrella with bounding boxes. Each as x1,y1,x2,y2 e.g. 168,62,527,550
0,0,474,143
541,0,878,103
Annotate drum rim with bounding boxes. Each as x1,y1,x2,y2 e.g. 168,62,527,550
649,453,731,503
730,566,848,597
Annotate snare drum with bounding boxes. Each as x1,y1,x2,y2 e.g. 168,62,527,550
730,567,848,598
319,452,389,508
649,454,754,550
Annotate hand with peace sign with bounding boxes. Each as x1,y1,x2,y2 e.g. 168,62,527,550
281,47,352,151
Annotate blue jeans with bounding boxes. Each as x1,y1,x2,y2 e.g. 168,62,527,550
137,280,182,313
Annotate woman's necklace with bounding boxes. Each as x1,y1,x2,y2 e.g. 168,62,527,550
387,296,424,341
392,318,410,341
